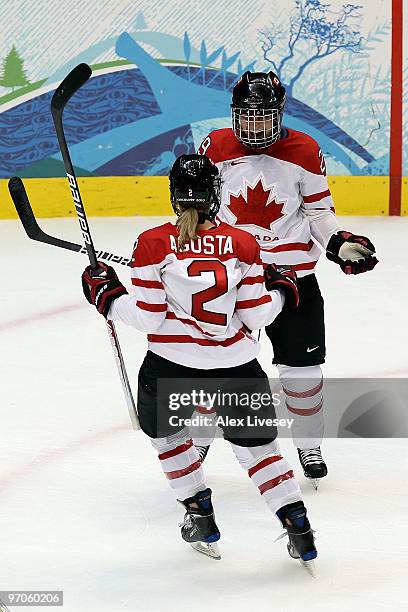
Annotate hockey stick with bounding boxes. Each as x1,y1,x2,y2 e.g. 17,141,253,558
51,63,139,430
8,177,130,266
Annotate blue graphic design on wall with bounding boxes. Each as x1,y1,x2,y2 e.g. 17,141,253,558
0,1,396,179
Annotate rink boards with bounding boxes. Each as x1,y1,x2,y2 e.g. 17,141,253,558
1,175,407,218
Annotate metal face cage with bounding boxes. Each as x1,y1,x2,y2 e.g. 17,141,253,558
232,107,282,148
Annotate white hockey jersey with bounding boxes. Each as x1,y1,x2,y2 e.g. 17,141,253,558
199,128,338,277
109,221,284,369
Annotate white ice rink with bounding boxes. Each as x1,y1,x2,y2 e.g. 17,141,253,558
1,215,408,612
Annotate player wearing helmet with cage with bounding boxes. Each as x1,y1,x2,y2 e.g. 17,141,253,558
198,72,379,488
81,154,317,570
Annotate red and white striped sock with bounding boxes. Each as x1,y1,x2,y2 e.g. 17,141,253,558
230,440,302,515
151,433,206,501
278,364,324,450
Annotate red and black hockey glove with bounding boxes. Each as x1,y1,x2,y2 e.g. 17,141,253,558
264,264,299,310
82,262,127,318
326,231,378,275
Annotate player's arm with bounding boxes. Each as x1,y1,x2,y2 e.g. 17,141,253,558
235,241,297,329
108,235,168,331
299,142,339,247
82,234,168,332
300,143,378,274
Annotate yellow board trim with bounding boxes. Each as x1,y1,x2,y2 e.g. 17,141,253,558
0,176,399,219
329,176,390,216
402,177,408,216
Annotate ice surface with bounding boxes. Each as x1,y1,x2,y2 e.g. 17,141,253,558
1,216,407,611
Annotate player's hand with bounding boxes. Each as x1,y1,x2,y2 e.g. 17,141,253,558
82,262,128,318
264,264,299,310
326,231,378,275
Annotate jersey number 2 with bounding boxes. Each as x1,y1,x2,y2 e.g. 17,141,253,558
187,261,228,326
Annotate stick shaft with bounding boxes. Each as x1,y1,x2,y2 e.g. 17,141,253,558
51,64,139,430
106,320,140,430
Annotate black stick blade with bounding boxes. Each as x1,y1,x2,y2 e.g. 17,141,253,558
8,176,81,252
8,176,42,239
51,63,92,113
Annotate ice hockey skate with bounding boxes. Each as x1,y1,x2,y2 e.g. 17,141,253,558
179,488,221,560
298,447,328,490
277,501,317,575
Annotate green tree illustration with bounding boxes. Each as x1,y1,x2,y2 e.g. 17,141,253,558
0,45,30,92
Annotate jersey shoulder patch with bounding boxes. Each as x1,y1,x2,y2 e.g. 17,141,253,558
131,223,175,267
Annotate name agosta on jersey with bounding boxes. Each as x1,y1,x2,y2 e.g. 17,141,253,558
169,234,233,255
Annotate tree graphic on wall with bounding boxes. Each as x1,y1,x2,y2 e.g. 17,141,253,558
0,45,30,92
261,0,363,96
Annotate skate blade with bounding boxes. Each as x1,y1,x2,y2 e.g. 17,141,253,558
305,476,321,490
300,558,316,577
190,541,221,560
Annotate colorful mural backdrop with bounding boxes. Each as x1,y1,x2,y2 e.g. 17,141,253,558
0,0,405,215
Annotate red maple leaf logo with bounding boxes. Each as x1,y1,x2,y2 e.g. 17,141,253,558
227,179,285,230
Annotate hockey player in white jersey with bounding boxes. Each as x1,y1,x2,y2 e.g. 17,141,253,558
198,71,378,487
81,154,317,569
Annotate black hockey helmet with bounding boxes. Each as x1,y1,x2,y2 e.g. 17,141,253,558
169,154,221,221
231,71,286,148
